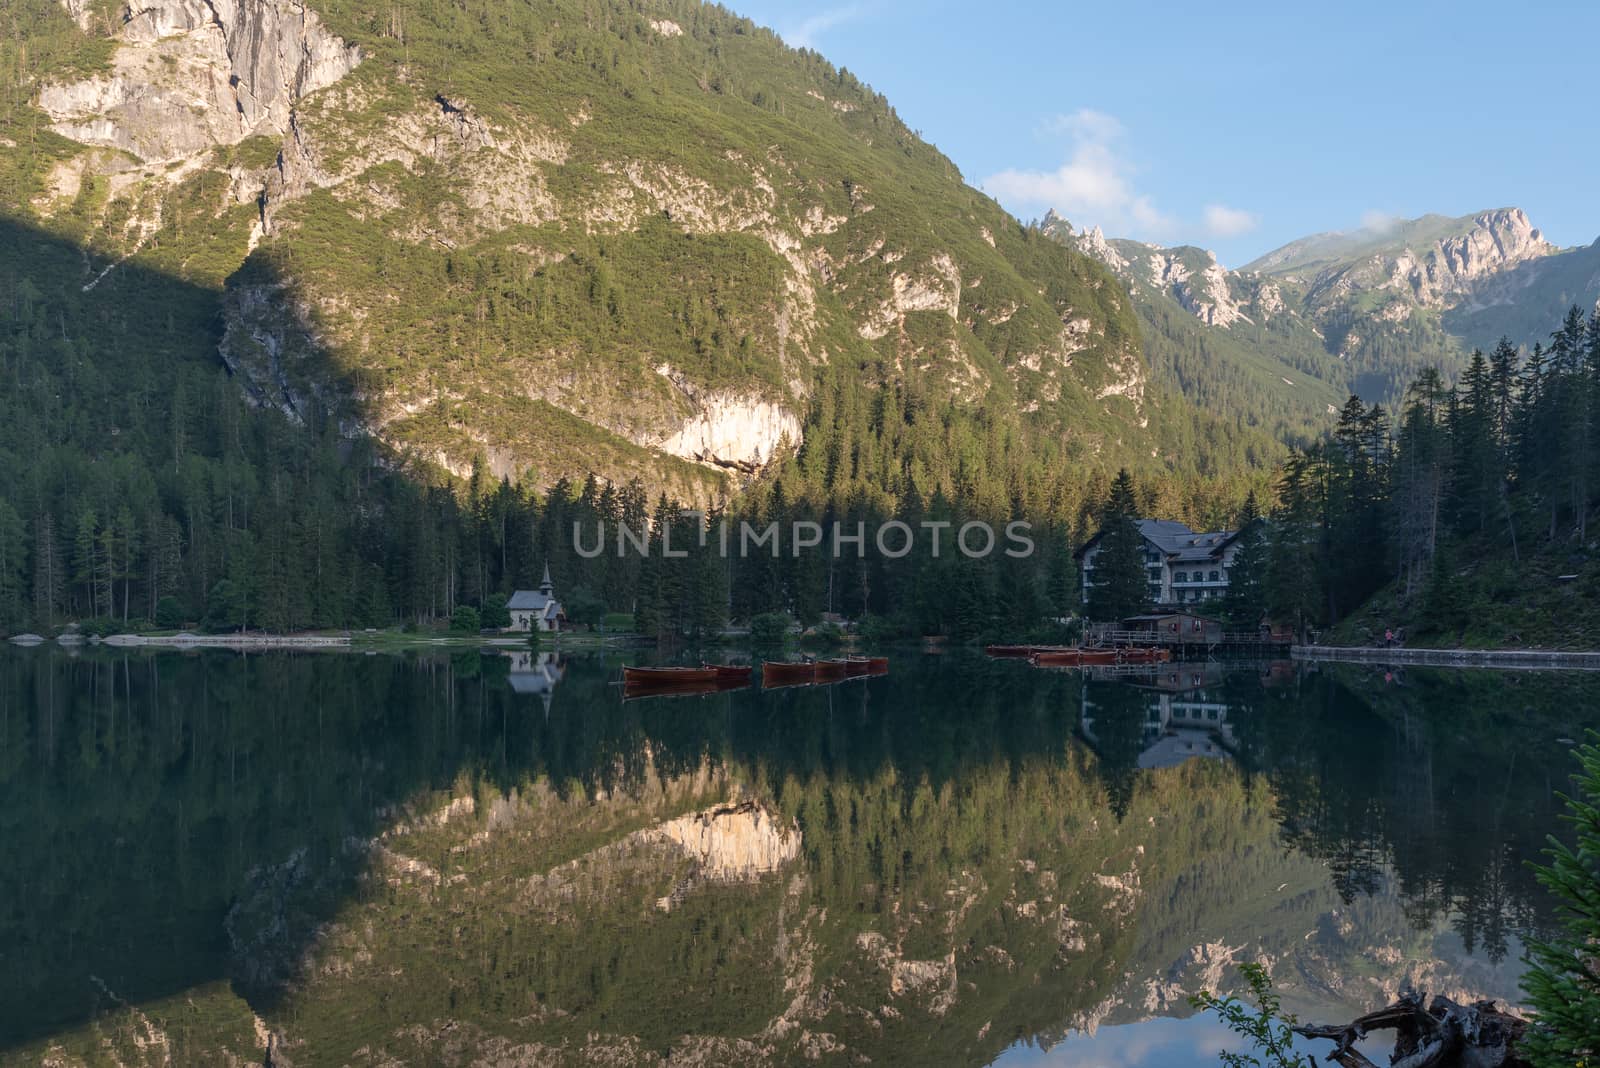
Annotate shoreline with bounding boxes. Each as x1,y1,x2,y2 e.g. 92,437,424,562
1294,644,1600,670
5,631,636,652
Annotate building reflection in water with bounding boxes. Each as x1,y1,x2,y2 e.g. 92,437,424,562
1080,661,1237,769
504,649,565,714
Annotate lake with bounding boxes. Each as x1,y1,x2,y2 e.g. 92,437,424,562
0,647,1587,1066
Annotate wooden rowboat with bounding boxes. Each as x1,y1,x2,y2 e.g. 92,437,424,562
762,661,817,687
1033,649,1113,666
845,655,889,676
704,663,754,681
623,676,749,701
1032,647,1171,667
1116,647,1172,664
987,644,1073,659
812,659,848,681
623,666,719,686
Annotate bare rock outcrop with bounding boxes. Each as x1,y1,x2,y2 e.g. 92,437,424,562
652,801,802,879
40,0,361,163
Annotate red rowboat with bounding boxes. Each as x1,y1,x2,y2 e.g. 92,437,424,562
623,676,749,701
704,663,753,681
812,659,848,681
762,661,816,687
845,655,889,676
1031,647,1171,667
623,666,719,685
1033,649,1112,666
987,644,1074,659
1116,647,1172,664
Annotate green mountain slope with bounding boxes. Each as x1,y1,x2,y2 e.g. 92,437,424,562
6,0,1255,507
1041,213,1345,445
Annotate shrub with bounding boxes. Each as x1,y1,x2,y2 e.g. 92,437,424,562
749,611,791,645
154,596,186,629
1191,962,1311,1068
857,612,914,643
800,621,844,647
449,605,481,634
480,593,511,630
565,585,607,627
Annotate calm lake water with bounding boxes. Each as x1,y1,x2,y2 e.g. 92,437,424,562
0,647,1589,1066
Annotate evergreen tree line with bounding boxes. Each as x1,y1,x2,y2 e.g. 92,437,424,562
1254,305,1600,638
0,212,1272,638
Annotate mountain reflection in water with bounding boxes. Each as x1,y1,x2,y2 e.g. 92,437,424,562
0,648,1587,1066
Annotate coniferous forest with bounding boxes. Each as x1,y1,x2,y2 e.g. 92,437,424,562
0,216,1255,640
1259,307,1600,644
2,203,1598,647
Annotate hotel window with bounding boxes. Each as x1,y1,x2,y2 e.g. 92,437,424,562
1209,570,1220,582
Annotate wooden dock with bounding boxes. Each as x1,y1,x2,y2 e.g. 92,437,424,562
1088,627,1289,659
1293,644,1600,671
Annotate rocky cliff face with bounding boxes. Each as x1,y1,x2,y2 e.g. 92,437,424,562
1301,208,1554,311
40,0,361,162
1044,212,1254,332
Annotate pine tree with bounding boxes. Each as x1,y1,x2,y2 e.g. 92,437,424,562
71,507,100,619
1446,351,1501,536
1087,470,1147,623
32,513,62,628
1391,368,1448,594
0,500,26,628
1522,737,1600,1067
1221,491,1266,630
1264,451,1327,642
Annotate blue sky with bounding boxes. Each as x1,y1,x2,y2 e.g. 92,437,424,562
732,0,1598,266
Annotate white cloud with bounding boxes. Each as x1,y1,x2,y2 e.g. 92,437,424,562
1203,203,1260,238
984,111,1269,248
782,5,861,49
1360,209,1401,233
983,109,1174,237
1040,108,1125,143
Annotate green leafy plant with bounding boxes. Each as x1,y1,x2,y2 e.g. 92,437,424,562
1190,962,1311,1068
800,621,845,648
479,593,512,630
748,612,792,646
1523,733,1600,1067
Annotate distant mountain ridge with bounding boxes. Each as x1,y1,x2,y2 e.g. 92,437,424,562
1049,207,1600,416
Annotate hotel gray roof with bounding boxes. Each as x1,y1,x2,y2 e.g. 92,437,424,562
1135,520,1235,561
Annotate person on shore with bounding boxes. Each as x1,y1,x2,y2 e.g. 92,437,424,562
1384,628,1394,648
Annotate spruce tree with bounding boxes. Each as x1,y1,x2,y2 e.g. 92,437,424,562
1221,491,1266,631
1087,470,1147,623
1523,736,1600,1066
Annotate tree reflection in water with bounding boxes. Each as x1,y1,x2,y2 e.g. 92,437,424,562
0,649,1587,1064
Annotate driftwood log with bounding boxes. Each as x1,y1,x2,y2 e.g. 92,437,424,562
1293,991,1529,1068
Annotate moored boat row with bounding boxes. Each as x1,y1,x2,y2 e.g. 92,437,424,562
986,643,1173,667
620,657,890,698
763,656,889,688
1029,646,1171,666
983,643,1073,658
